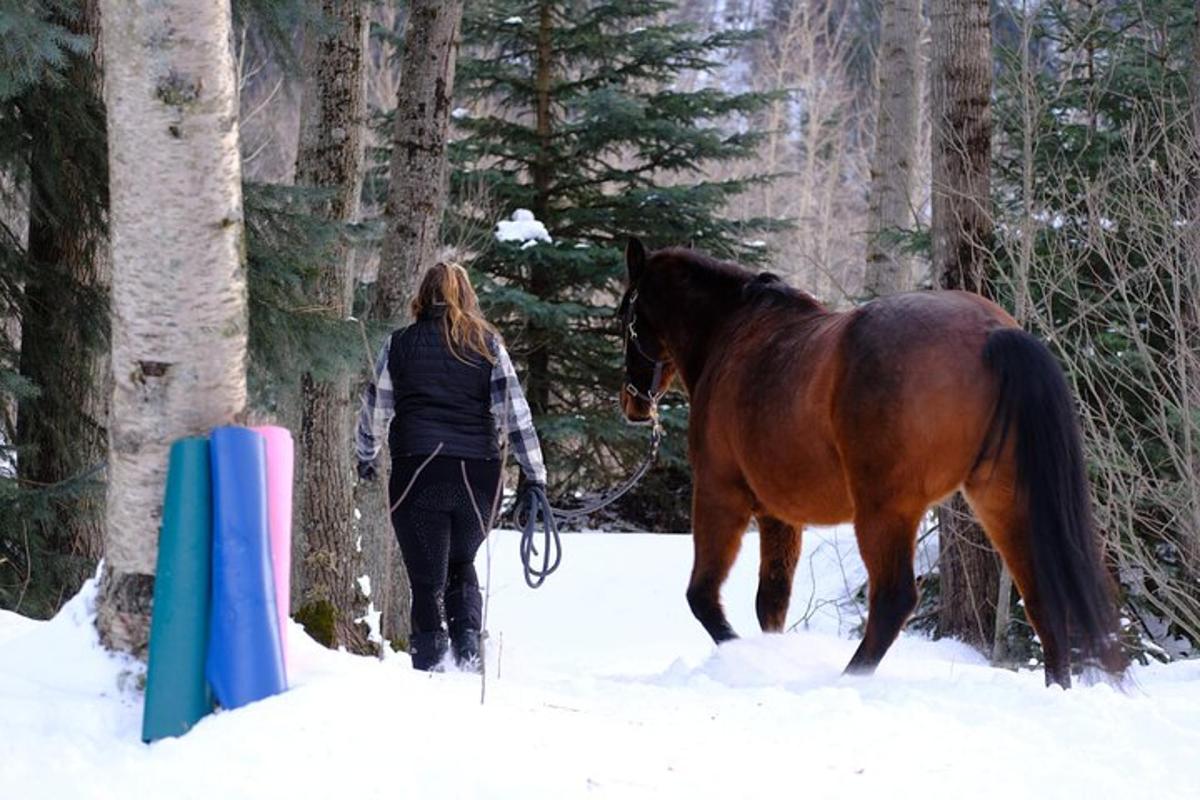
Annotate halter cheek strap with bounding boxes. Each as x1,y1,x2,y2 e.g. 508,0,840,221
623,290,670,407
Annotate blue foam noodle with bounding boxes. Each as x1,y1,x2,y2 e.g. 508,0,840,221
206,426,287,709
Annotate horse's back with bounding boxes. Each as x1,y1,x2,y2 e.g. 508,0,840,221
691,289,1016,525
831,291,1017,510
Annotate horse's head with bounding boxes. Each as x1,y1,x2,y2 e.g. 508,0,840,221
618,238,676,424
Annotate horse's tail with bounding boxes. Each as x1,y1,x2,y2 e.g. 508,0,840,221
981,328,1124,674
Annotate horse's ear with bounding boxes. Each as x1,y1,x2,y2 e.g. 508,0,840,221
626,237,647,285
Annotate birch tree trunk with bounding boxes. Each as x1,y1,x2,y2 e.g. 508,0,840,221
16,0,109,607
865,0,921,298
293,0,377,654
96,0,247,656
375,0,464,324
930,0,1000,652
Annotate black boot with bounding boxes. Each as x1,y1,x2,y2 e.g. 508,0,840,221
451,628,482,673
410,630,449,672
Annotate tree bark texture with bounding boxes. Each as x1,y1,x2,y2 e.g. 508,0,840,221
293,0,377,654
375,0,464,325
369,0,465,647
864,0,920,298
97,0,248,656
16,0,110,609
525,0,555,414
930,0,1000,652
930,0,993,294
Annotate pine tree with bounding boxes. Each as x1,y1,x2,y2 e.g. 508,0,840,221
451,0,781,493
0,0,110,616
15,0,109,611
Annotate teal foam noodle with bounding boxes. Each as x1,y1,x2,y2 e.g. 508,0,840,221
143,437,214,743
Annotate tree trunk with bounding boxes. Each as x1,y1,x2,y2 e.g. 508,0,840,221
931,0,993,294
368,0,465,649
930,0,1000,652
864,0,920,298
97,0,248,657
16,0,110,610
293,0,376,654
375,0,465,324
526,0,555,414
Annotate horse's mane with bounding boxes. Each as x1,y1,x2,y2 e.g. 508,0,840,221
655,247,823,313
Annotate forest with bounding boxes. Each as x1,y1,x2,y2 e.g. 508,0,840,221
1,0,1198,685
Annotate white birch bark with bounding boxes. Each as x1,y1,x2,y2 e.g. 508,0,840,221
97,0,247,655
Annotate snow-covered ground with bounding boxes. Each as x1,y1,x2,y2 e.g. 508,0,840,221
2,526,1199,799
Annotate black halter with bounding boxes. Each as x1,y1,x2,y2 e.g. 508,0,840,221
622,289,670,408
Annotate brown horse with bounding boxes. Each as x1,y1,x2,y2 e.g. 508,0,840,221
617,239,1124,688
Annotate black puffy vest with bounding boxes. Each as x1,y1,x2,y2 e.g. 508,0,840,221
386,311,500,461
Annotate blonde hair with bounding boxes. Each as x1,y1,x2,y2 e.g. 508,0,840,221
411,261,499,364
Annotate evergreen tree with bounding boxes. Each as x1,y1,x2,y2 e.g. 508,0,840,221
450,0,782,497
0,0,109,617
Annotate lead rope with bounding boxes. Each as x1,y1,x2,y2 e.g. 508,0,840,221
514,485,561,589
512,416,663,588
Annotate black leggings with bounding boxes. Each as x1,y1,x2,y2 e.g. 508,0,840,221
388,456,501,636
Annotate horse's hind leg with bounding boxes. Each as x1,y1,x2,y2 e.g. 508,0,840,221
964,466,1070,687
687,485,752,643
756,515,802,632
844,505,922,675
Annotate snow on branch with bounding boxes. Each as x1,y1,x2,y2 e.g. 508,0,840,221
495,209,552,249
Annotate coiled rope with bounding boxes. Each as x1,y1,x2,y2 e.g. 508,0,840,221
512,420,662,588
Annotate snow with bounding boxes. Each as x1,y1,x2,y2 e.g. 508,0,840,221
450,107,470,120
495,208,552,246
0,430,14,478
3,527,1200,799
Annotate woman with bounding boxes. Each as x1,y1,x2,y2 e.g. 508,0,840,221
356,262,546,671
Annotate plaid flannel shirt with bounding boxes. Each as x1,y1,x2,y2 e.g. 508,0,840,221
356,335,547,485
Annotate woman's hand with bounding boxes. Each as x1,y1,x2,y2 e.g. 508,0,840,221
515,473,544,503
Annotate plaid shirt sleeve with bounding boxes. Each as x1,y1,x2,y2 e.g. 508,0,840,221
356,337,395,464
490,342,547,485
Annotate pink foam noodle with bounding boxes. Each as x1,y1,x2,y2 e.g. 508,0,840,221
252,425,294,672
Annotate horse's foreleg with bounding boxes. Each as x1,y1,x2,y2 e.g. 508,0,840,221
687,487,751,644
756,515,802,632
844,508,921,676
